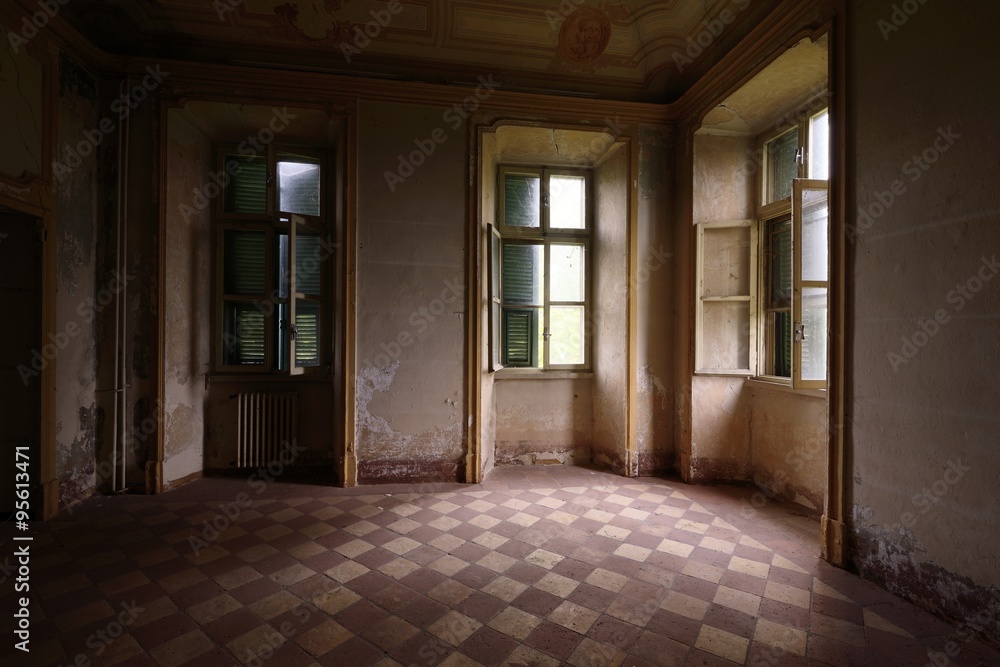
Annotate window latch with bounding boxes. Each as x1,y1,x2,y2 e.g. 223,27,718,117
795,147,805,165
290,324,298,341
794,322,805,342
542,328,551,340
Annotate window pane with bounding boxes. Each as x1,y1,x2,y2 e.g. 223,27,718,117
550,305,585,365
549,175,586,229
766,128,799,203
503,174,541,228
550,244,585,302
502,243,543,305
224,155,267,214
801,188,829,283
277,233,289,299
772,310,791,377
801,288,828,382
809,110,830,180
295,235,323,296
768,220,792,309
224,230,266,295
223,301,265,365
295,300,321,367
277,154,321,216
503,308,539,367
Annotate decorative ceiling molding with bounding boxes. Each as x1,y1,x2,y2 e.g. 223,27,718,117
53,0,793,103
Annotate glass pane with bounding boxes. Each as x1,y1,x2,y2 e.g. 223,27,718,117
772,310,791,377
550,244,585,302
224,230,266,295
503,308,539,367
809,110,830,180
768,219,792,309
550,305,585,365
295,300,321,367
277,154,321,216
801,187,829,283
223,301,265,365
277,234,289,299
503,173,541,228
801,287,828,382
224,155,267,214
701,301,750,370
295,235,323,296
549,175,586,229
502,243,543,305
767,128,799,203
276,302,288,371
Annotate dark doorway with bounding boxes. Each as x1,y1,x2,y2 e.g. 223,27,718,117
0,211,42,519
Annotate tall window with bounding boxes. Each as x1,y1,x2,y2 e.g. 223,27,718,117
491,166,590,370
758,109,829,386
215,147,330,375
695,107,829,389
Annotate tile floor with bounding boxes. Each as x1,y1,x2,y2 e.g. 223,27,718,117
2,465,997,666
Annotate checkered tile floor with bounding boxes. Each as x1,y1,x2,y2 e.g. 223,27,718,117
2,465,998,666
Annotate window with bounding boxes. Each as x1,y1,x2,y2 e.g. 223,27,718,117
695,107,829,389
490,167,590,370
215,147,331,375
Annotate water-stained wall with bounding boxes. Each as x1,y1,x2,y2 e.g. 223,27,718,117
355,100,468,482
847,0,1000,642
162,111,211,485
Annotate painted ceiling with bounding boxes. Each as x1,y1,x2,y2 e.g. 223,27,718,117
60,0,784,103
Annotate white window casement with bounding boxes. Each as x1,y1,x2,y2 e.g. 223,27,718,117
214,146,331,376
696,108,830,389
490,166,591,372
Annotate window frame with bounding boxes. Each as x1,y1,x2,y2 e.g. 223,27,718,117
212,144,332,376
754,108,830,389
492,165,592,373
693,105,829,391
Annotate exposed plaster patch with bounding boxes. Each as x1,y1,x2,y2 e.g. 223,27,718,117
356,360,399,439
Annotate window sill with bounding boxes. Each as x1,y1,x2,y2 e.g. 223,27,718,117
208,372,331,384
494,369,594,381
747,377,826,399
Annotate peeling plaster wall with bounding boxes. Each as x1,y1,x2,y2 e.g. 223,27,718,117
355,100,466,482
592,145,628,473
53,54,101,507
749,386,826,514
162,112,211,484
495,379,592,466
848,1,1000,642
636,126,676,473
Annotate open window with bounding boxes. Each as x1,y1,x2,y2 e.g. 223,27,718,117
215,147,330,375
490,166,590,371
695,107,829,389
